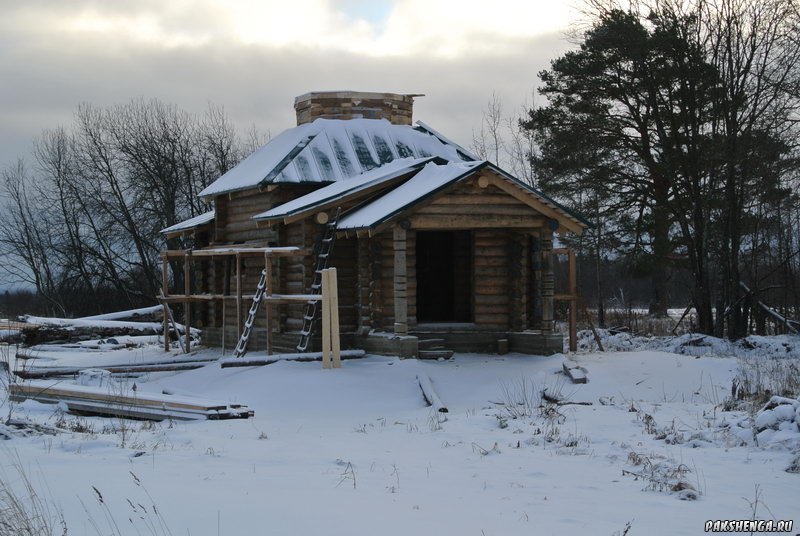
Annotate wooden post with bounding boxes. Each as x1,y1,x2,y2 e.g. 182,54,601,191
221,299,227,355
509,232,527,332
369,238,383,329
161,254,170,351
184,252,192,353
263,253,272,355
236,253,243,340
568,248,577,352
393,226,408,335
530,235,543,330
329,267,341,368
356,237,371,335
322,268,332,369
541,229,554,334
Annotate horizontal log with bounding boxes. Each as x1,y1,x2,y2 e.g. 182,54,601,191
475,304,510,314
474,257,509,267
473,246,507,256
474,294,509,305
431,194,524,205
417,204,540,216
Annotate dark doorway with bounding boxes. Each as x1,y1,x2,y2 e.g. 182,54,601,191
416,230,473,322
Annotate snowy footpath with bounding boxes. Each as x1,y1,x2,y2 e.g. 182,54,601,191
1,346,799,535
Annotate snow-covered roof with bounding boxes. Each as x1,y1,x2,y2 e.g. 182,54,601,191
335,161,593,234
198,118,474,198
252,157,434,222
337,161,484,231
160,210,215,235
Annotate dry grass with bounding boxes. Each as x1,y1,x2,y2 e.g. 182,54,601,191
0,454,66,536
728,356,800,410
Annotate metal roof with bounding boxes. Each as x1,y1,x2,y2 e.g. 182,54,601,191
160,210,215,235
198,118,474,199
252,157,434,222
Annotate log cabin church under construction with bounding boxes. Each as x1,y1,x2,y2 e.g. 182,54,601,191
160,91,590,358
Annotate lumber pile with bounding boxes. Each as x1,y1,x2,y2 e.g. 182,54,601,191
220,350,366,368
9,381,253,421
14,358,217,380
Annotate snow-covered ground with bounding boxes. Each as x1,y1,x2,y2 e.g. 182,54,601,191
2,341,799,535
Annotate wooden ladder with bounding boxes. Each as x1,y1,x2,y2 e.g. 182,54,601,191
232,267,269,358
297,209,340,352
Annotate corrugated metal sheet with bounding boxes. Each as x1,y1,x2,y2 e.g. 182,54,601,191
198,118,474,198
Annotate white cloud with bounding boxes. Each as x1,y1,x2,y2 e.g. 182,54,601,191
14,0,574,57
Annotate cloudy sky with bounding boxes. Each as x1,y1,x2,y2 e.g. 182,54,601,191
0,0,579,170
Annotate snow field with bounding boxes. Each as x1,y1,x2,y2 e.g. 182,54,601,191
1,348,798,535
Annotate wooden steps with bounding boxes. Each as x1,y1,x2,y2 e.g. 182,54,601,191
418,338,446,348
417,349,454,360
9,381,253,421
417,338,454,360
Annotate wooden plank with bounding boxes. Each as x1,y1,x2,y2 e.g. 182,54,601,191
562,361,587,384
329,267,341,368
322,268,332,369
220,350,367,368
10,381,228,411
10,381,252,421
15,360,213,379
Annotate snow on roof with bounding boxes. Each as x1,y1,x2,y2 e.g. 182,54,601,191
198,118,473,198
414,120,481,161
252,157,434,222
337,161,485,230
160,210,215,235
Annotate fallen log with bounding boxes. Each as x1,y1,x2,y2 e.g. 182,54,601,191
78,306,163,322
417,373,448,413
219,350,366,368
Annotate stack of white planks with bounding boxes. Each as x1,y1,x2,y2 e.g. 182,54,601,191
9,381,254,421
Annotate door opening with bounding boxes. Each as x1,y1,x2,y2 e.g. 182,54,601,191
416,230,472,322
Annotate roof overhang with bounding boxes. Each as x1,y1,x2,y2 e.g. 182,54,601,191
160,210,215,239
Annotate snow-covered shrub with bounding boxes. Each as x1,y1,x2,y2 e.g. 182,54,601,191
752,396,800,449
